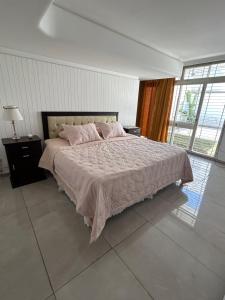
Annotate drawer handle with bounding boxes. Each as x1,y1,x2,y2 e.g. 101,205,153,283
21,146,29,149
23,154,30,158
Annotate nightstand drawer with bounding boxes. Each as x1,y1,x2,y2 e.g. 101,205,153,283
12,156,40,170
6,141,42,159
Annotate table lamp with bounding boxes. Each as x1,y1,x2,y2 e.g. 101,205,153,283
3,105,23,139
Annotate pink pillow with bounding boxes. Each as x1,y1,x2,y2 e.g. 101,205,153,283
61,123,102,145
58,129,67,139
95,122,127,139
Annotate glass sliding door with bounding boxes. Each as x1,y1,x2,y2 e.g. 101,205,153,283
169,84,203,150
169,61,225,159
192,83,225,156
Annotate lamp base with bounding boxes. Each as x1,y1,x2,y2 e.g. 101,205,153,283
11,121,20,140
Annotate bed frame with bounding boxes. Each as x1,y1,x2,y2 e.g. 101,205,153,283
41,111,118,139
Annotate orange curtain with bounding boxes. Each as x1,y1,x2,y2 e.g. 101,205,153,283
136,78,175,142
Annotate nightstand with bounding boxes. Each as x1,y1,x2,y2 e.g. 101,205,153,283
2,135,46,188
123,126,141,137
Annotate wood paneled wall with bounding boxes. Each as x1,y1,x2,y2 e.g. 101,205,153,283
0,52,139,172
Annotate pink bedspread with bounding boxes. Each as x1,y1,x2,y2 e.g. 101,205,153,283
39,136,193,242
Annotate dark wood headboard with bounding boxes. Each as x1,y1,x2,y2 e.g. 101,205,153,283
41,111,119,139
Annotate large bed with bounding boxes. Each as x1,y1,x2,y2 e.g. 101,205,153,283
39,111,193,242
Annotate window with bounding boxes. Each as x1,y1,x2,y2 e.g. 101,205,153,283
184,62,225,79
169,61,225,158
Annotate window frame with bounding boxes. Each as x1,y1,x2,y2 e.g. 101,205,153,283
169,60,225,161
177,60,225,85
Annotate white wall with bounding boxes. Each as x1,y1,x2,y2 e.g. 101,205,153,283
0,51,139,172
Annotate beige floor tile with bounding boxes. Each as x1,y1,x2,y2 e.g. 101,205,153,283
21,176,64,208
134,186,187,224
46,294,56,300
203,176,225,207
194,199,225,254
116,223,225,300
0,210,52,300
56,250,152,300
0,176,25,217
29,197,110,290
103,207,146,246
156,214,225,281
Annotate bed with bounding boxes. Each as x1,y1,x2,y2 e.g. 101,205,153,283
39,111,193,242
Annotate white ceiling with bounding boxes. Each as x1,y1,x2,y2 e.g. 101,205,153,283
55,0,225,61
0,0,224,79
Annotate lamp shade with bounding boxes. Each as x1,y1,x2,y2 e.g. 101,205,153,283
3,105,23,121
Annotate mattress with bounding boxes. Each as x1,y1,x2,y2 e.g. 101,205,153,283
39,135,193,242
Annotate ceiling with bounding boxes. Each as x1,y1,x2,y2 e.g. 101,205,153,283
55,0,225,62
0,0,224,79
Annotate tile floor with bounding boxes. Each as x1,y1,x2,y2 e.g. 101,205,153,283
0,155,225,300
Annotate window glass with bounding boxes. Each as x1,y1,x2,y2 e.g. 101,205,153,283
184,63,225,79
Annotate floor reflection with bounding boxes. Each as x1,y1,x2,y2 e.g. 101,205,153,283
172,155,212,226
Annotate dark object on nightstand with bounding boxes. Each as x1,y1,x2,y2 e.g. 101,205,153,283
2,135,46,188
123,126,141,136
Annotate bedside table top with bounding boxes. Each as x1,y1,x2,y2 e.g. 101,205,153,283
123,126,140,130
2,135,41,146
